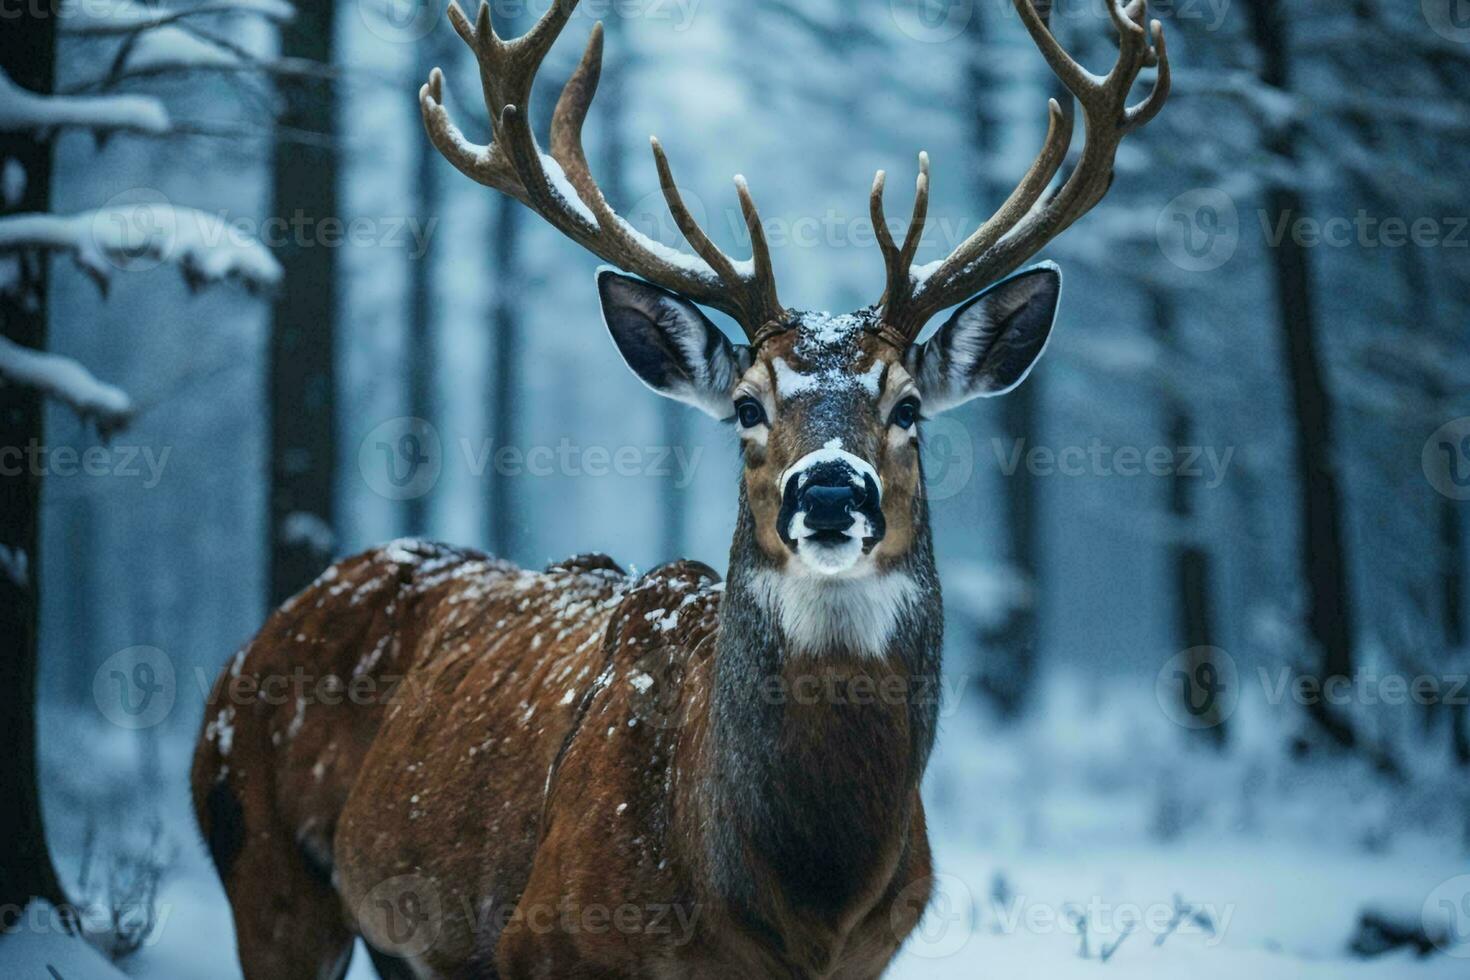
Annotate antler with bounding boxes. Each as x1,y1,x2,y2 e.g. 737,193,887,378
873,0,1171,341
420,0,787,339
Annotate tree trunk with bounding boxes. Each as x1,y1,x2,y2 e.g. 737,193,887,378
486,196,522,559
1244,2,1359,751
969,13,1041,721
1152,292,1225,745
267,0,339,604
0,12,71,924
406,42,443,538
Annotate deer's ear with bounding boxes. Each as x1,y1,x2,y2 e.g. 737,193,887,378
905,263,1061,414
598,270,751,420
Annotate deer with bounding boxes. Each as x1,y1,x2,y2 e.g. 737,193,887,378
191,1,1168,976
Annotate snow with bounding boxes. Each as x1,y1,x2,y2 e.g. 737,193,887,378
609,214,721,284
0,543,28,588
539,153,597,227
0,336,134,435
2,158,24,208
279,511,336,555
119,27,245,75
0,68,170,136
64,0,297,36
943,559,1033,632
0,904,132,979
0,206,282,294
18,670,1470,980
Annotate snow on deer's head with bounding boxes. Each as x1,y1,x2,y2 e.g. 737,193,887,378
598,266,1061,578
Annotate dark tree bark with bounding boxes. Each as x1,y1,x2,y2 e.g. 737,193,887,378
968,11,1040,721
484,5,528,561
486,196,523,560
1244,1,1360,752
1151,292,1225,745
267,0,339,604
406,39,445,538
0,11,71,924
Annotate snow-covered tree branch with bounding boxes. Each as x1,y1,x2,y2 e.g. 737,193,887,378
0,68,170,137
0,336,133,437
0,205,282,296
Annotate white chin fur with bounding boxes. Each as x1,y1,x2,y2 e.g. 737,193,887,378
786,512,875,577
751,566,919,658
794,535,865,576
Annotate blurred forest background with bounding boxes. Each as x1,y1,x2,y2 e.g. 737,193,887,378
1,0,1469,976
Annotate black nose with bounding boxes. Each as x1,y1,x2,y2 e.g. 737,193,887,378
801,482,862,532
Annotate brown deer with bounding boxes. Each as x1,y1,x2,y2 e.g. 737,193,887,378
191,1,1168,976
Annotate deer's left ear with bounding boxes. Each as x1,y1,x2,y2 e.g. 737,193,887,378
904,263,1061,415
598,269,752,420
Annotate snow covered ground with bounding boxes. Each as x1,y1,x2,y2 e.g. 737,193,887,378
10,677,1469,978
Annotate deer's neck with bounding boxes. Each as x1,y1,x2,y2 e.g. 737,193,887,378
697,488,942,923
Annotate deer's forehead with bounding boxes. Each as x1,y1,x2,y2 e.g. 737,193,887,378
741,311,904,403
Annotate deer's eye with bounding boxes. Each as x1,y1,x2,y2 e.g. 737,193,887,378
735,397,767,429
888,397,920,430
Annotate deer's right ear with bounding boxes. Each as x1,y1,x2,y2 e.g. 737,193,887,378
598,270,752,420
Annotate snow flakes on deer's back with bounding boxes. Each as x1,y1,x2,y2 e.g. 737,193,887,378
206,705,236,757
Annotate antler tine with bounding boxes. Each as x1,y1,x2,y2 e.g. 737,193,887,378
422,0,787,339
871,153,930,317
734,175,781,319
650,138,743,286
899,153,930,277
879,0,1169,337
